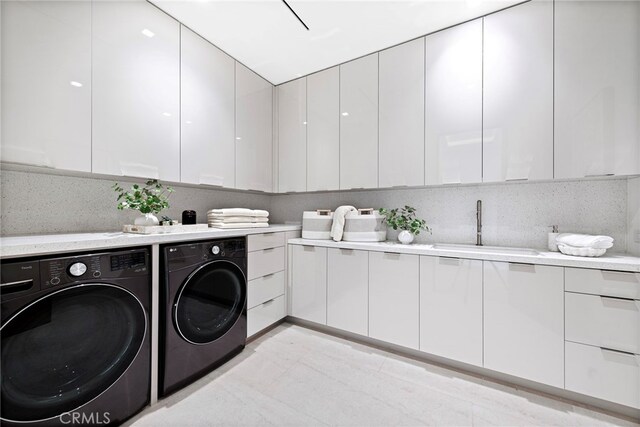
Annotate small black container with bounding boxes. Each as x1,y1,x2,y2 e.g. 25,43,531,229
182,210,196,225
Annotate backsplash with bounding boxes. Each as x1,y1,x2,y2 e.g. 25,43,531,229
628,176,640,256
0,169,270,236
269,178,631,253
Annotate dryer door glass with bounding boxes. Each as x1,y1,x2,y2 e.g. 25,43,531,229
0,284,147,423
174,260,246,344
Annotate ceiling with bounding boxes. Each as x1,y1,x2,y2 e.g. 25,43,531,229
152,0,525,85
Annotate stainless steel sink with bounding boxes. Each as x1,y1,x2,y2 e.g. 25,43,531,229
431,243,540,256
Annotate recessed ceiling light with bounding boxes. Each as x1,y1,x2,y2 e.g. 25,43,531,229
69,81,83,87
302,121,307,125
185,120,192,124
236,137,242,140
341,112,349,117
141,28,155,38
162,112,171,117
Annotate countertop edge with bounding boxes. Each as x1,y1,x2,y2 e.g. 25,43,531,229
287,238,640,273
0,225,302,259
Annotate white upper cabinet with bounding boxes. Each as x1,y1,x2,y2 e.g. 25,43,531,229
1,0,91,172
555,0,640,178
278,78,307,193
236,64,273,192
379,38,425,188
307,67,340,192
340,53,379,190
92,0,180,181
425,20,482,185
180,26,235,187
483,1,553,182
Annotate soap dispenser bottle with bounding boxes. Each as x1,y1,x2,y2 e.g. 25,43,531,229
548,225,559,252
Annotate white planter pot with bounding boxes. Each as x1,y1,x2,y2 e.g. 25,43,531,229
134,213,159,226
398,230,414,244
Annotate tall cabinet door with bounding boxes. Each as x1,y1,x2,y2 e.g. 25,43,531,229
307,67,340,192
278,78,307,193
1,0,91,172
483,0,553,182
92,0,180,181
420,256,483,367
235,64,273,192
369,252,419,349
379,38,425,188
180,26,235,187
291,245,327,325
425,19,482,185
484,261,564,388
555,0,640,178
340,53,379,190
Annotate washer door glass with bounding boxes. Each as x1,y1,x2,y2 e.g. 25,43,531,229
174,260,246,344
0,284,147,423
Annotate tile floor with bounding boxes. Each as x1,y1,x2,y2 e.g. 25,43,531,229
127,324,639,427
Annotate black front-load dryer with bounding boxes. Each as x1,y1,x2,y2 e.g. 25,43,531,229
160,238,247,397
0,248,151,426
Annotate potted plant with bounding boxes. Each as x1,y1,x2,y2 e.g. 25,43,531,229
378,205,430,244
113,179,174,226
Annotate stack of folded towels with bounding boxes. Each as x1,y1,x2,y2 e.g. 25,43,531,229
555,233,614,257
207,208,269,229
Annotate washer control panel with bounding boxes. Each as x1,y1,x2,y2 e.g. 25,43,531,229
40,248,148,287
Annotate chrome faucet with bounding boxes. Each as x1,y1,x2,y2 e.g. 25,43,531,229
476,200,482,246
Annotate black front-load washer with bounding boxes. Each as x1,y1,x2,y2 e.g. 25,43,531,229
0,248,151,426
160,237,247,397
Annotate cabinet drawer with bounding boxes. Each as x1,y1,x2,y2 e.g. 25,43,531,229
565,268,640,300
566,292,640,354
566,341,640,409
248,271,285,309
247,246,284,280
248,232,285,252
247,295,286,338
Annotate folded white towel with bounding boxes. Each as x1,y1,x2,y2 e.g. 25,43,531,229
207,216,269,223
209,223,269,229
330,205,357,242
207,208,269,218
556,233,614,249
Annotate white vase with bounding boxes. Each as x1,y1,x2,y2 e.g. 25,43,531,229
398,230,414,244
134,213,159,226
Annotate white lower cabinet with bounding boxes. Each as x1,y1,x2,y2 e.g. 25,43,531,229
483,261,564,388
291,245,327,324
327,248,368,336
566,341,640,409
369,252,419,349
420,256,483,366
247,295,286,338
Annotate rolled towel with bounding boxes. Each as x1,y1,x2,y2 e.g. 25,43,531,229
207,208,269,218
330,205,357,242
556,233,614,249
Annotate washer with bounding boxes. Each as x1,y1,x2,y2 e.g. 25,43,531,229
0,248,151,426
160,238,247,397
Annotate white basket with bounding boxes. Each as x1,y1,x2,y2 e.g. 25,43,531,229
302,210,333,239
557,243,607,258
343,209,387,242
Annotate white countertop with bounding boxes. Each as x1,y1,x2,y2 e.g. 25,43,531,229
288,238,640,273
0,225,302,259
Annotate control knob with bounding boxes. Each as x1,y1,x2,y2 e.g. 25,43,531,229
68,262,87,277
211,246,221,255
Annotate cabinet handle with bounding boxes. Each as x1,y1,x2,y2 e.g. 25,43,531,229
600,270,636,283
263,248,275,253
600,346,636,357
585,173,614,178
439,257,460,265
262,273,276,279
442,180,461,185
340,248,355,253
508,262,535,272
505,177,528,182
263,298,276,306
302,245,315,251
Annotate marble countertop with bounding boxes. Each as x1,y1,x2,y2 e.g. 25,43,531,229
0,224,302,259
288,238,640,272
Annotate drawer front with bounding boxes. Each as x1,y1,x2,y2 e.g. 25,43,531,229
565,268,640,300
248,246,285,280
248,271,285,309
566,341,640,409
248,232,285,252
566,292,640,354
247,295,286,337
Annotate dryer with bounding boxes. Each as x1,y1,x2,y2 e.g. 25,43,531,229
160,238,247,396
0,248,151,426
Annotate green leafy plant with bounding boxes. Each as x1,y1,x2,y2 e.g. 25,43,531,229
113,179,174,215
379,205,431,236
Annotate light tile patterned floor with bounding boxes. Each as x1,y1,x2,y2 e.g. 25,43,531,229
127,324,639,427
